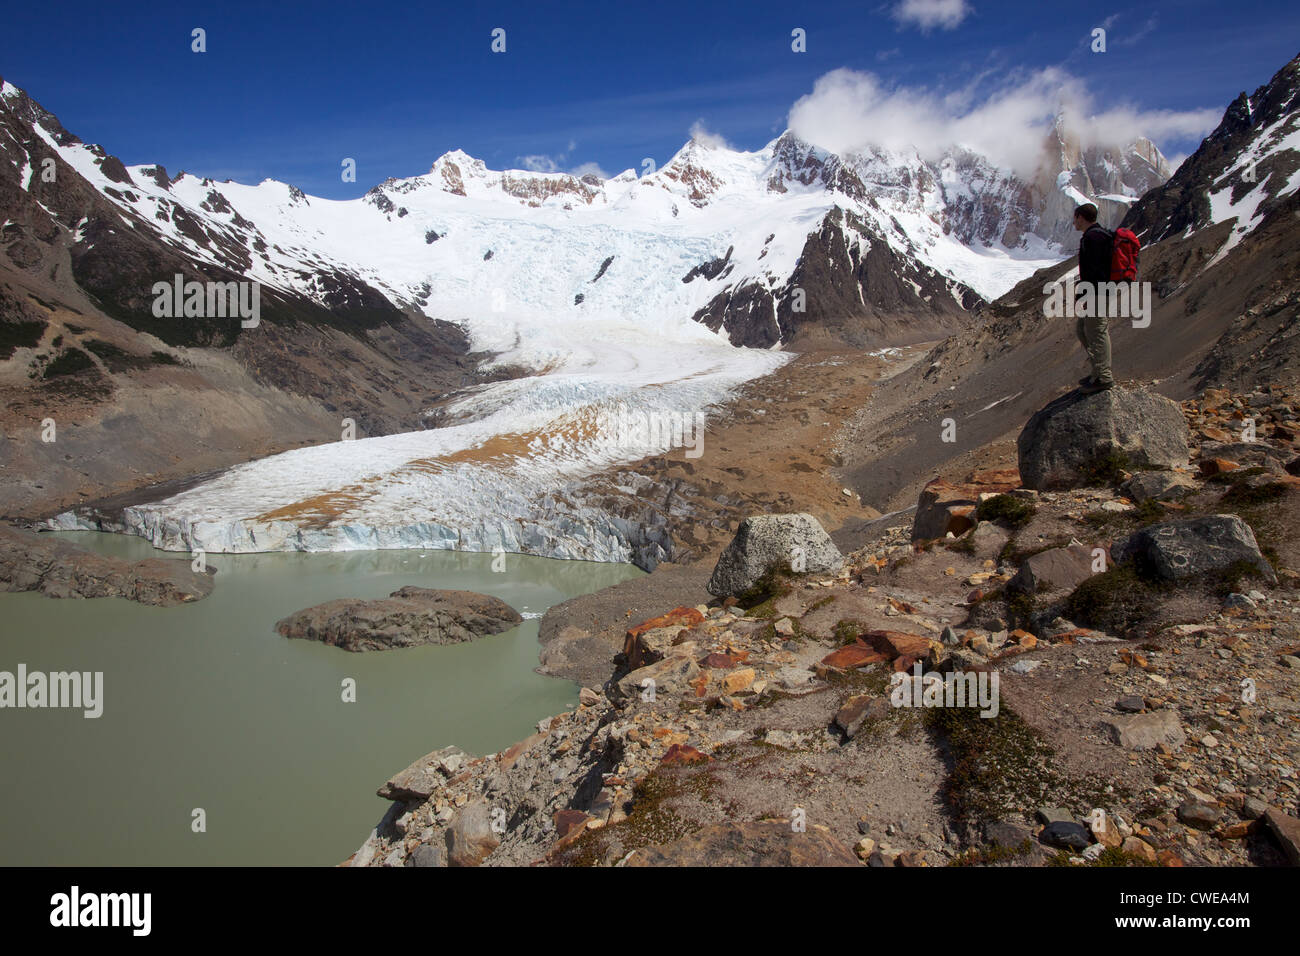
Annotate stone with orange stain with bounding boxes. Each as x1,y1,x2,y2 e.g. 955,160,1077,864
699,652,737,669
1198,458,1240,476
660,744,711,767
721,668,756,694
821,641,887,669
864,630,935,661
626,606,705,642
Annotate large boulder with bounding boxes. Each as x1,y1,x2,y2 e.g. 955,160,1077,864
275,586,522,651
1017,388,1190,490
1113,515,1276,585
0,526,214,606
706,514,841,598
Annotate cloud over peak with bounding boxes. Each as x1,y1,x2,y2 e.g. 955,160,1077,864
787,67,1220,176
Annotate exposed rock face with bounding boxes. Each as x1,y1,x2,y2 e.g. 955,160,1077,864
706,513,843,597
693,207,980,349
1113,515,1277,585
274,587,523,652
1123,53,1300,245
0,526,214,606
1017,388,1190,490
623,821,861,867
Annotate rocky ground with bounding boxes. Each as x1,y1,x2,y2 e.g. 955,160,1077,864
345,382,1300,868
0,525,213,605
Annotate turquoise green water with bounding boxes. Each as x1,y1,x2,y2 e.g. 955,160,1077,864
0,533,641,865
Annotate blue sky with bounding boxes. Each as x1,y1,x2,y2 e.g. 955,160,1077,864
3,0,1297,197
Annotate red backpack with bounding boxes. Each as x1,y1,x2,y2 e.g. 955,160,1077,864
1109,227,1140,281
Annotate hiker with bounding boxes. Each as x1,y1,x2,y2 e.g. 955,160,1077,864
1072,202,1114,394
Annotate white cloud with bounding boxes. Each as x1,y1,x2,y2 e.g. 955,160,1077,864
688,120,733,150
513,143,607,179
516,154,561,173
570,160,610,179
787,67,1219,176
891,0,972,32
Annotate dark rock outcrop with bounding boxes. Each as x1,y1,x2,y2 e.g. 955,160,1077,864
1017,387,1190,490
0,526,214,606
275,586,523,652
1113,514,1277,585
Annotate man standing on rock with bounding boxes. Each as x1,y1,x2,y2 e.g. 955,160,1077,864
1072,203,1115,394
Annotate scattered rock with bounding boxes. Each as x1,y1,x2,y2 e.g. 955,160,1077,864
1121,836,1157,862
1039,821,1091,850
1102,710,1186,751
1263,807,1300,865
833,694,890,739
1036,807,1074,825
1122,470,1197,502
1177,802,1222,831
613,654,701,702
405,843,446,868
985,820,1032,848
1009,543,1095,594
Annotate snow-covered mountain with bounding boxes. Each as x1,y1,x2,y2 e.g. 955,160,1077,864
0,73,1173,563
2,74,1168,356
1123,50,1300,268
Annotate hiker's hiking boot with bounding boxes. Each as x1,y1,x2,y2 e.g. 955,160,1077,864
1079,375,1095,386
1078,379,1114,395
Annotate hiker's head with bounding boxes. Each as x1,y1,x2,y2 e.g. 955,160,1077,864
1073,203,1099,231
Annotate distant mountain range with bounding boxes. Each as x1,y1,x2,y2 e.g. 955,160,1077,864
1,74,1168,356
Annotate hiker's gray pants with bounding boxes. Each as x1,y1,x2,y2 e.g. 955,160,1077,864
1076,313,1113,385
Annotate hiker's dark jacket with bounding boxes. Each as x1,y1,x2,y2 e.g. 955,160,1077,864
1078,223,1112,286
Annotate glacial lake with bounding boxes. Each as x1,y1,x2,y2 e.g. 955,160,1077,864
0,532,641,865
